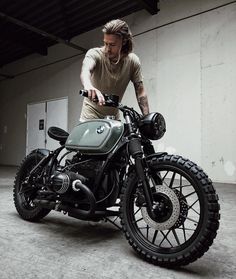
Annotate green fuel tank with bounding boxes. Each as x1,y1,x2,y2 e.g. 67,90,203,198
65,119,124,155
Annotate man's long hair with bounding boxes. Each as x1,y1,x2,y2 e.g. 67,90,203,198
102,19,133,56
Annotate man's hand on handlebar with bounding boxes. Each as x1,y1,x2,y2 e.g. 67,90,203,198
80,90,120,108
85,87,105,106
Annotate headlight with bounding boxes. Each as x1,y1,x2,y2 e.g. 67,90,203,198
139,112,166,140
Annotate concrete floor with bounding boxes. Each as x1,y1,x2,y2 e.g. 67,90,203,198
0,166,235,279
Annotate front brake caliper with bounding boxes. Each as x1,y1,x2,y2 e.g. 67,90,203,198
135,188,146,207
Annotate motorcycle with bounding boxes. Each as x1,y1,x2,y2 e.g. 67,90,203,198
13,90,220,267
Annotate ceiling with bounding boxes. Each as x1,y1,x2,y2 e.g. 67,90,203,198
0,0,158,76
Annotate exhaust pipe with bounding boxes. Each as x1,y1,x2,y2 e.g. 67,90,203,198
71,180,96,216
34,180,96,219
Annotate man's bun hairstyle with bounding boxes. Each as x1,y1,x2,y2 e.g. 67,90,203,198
102,19,133,55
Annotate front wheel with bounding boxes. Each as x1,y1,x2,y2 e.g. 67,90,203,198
120,155,220,267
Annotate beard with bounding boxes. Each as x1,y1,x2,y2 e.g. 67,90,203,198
105,52,117,61
102,47,118,61
102,46,122,65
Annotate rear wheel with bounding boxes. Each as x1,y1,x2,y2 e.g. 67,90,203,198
120,155,220,267
13,151,51,221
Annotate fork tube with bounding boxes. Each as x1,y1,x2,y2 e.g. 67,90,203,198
134,157,155,217
124,112,134,134
128,137,155,219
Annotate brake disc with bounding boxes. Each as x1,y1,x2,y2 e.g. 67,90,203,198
171,189,188,229
141,185,180,230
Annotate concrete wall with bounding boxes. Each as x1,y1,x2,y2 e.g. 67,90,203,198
0,0,235,183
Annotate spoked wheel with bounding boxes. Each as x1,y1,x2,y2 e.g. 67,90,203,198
120,155,220,267
13,151,51,221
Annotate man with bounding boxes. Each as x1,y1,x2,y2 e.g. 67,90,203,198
80,19,149,121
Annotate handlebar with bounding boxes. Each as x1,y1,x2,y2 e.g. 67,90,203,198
79,89,142,123
79,90,119,107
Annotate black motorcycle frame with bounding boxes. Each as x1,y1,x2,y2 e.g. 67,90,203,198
24,95,164,222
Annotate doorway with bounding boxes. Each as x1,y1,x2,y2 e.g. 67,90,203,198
26,98,68,155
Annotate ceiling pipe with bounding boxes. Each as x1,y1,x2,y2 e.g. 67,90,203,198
0,12,87,53
0,73,14,79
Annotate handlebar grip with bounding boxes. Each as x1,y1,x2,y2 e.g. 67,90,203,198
79,89,119,107
79,90,99,102
79,90,89,97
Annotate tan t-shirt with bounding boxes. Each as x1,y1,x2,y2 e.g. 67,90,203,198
80,47,143,120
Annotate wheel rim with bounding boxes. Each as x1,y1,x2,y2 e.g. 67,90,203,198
128,165,205,254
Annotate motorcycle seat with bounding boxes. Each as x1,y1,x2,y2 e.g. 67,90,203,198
47,126,69,144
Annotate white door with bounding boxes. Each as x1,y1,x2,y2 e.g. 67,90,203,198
26,98,68,156
26,102,46,154
45,98,68,151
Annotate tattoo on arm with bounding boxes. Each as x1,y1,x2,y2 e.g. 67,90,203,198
134,81,144,92
138,96,149,115
134,81,149,115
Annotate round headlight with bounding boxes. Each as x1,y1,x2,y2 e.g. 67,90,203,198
139,112,166,140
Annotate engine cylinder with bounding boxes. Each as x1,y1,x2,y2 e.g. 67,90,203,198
51,172,70,194
51,171,88,194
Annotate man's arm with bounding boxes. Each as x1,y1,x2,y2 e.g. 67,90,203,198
134,81,150,115
80,57,105,105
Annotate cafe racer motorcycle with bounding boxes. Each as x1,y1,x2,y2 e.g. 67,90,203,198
13,90,220,267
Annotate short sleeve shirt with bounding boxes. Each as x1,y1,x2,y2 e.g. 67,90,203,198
80,47,143,120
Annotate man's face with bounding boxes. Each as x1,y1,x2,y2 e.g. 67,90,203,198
103,34,123,61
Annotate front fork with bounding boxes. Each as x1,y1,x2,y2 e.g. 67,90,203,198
128,137,156,219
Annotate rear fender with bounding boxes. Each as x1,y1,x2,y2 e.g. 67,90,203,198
34,148,50,157
28,149,52,178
